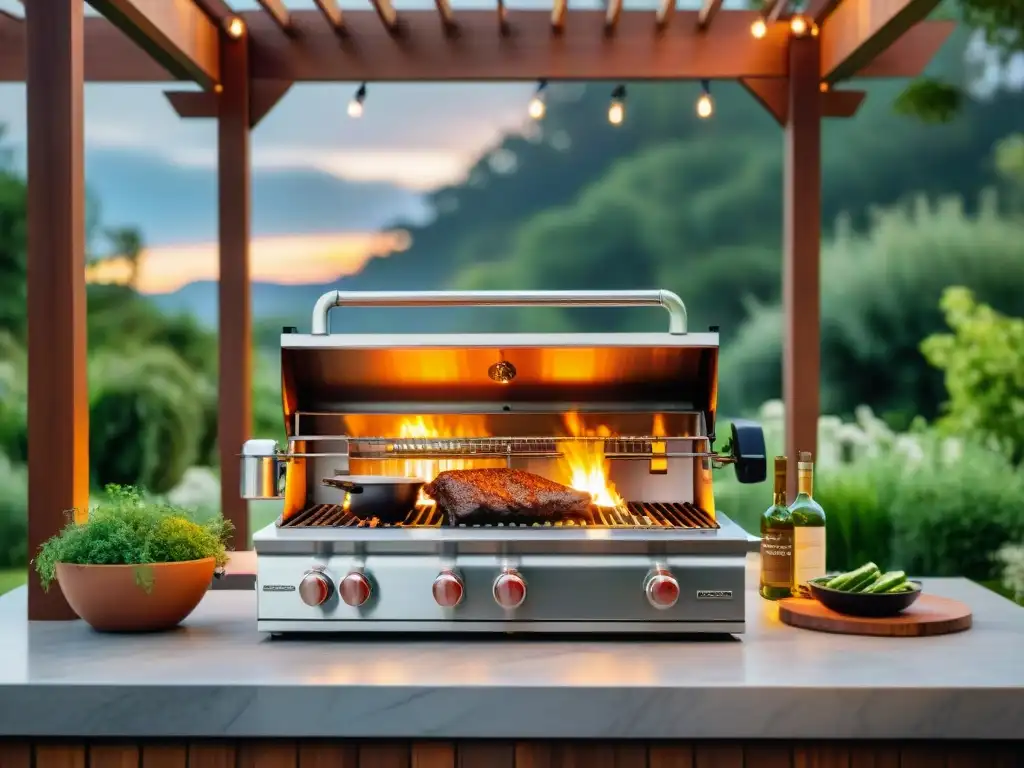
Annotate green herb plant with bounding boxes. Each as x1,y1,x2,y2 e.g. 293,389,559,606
33,484,231,593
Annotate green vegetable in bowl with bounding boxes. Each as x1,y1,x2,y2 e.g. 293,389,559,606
816,562,919,594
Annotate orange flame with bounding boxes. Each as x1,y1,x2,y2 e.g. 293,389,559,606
559,413,623,508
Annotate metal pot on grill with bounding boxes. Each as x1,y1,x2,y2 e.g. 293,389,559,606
321,475,425,524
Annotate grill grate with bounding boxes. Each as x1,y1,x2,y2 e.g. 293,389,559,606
279,501,718,530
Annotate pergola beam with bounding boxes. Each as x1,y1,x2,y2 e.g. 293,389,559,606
820,0,943,83
655,0,675,31
0,11,952,83
370,0,399,32
86,0,220,88
434,0,457,35
552,0,567,33
697,0,724,31
605,0,623,35
245,10,792,80
255,0,292,33
193,0,235,24
764,0,789,23
313,0,345,34
164,79,293,128
740,78,866,125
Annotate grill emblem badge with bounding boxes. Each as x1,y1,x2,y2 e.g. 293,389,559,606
262,584,296,592
696,590,733,600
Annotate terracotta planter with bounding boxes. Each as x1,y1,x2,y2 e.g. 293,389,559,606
55,558,215,632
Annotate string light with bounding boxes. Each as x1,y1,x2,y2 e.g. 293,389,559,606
696,79,713,119
225,16,246,39
750,17,767,39
790,14,809,36
608,85,626,126
347,83,367,119
528,80,548,120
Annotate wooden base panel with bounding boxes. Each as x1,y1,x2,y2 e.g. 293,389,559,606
0,740,1020,768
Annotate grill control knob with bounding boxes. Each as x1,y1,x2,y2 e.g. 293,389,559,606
339,571,372,607
645,568,680,610
493,569,527,610
432,570,465,608
298,571,333,607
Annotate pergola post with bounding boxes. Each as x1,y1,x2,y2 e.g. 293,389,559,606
783,35,822,501
25,0,89,621
217,30,252,548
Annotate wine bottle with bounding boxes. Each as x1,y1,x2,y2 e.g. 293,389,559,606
759,456,793,600
789,451,827,596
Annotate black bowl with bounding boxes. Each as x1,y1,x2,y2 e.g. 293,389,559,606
807,577,923,618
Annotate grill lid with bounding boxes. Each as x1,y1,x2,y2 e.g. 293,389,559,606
279,290,719,428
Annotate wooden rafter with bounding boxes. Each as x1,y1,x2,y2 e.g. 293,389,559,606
655,0,675,31
0,10,22,22
820,0,943,83
370,0,399,32
605,0,623,35
764,0,789,23
192,0,235,23
498,0,510,35
806,0,842,21
255,0,292,33
0,11,953,84
858,19,955,77
696,0,724,31
313,0,345,34
434,0,457,34
88,0,219,88
552,0,567,33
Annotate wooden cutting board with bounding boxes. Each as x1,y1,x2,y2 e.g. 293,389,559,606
778,594,972,637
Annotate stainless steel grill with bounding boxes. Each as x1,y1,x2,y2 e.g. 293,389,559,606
244,289,765,636
279,501,720,529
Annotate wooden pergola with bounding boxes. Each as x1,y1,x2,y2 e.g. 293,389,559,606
0,0,952,620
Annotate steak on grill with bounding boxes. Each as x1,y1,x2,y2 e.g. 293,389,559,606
424,468,593,525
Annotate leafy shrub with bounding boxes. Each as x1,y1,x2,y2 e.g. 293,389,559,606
33,484,231,592
89,347,205,494
0,455,27,568
921,287,1024,463
719,195,1024,420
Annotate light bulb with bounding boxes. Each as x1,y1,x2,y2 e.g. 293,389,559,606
528,97,546,120
347,99,364,118
696,94,713,119
751,18,767,39
790,15,808,36
608,101,624,125
226,17,245,39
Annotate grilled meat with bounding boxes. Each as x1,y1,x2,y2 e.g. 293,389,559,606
424,468,593,525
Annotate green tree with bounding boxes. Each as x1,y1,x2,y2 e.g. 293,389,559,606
921,287,1024,462
104,225,145,290
897,1,1023,122
718,194,1024,423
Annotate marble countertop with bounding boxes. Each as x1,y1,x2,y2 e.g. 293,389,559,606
1,555,1022,740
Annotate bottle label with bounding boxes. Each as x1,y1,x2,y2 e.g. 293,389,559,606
760,529,794,587
793,527,826,587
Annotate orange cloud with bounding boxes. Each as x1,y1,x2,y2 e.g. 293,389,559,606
87,230,411,294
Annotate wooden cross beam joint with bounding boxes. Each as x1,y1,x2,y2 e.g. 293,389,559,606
164,80,293,129
739,78,866,124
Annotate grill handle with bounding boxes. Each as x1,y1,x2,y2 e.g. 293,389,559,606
310,290,688,335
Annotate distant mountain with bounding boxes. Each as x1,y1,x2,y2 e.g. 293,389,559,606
81,147,431,246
